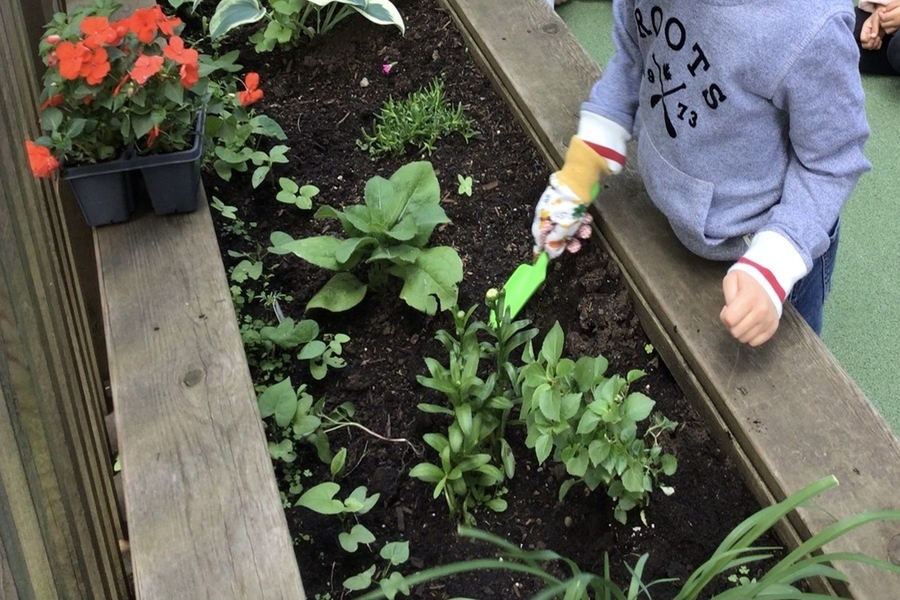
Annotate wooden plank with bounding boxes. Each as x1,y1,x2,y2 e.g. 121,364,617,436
94,193,306,599
0,0,126,596
440,0,900,597
1,533,18,600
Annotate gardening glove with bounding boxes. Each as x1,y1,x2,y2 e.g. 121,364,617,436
532,113,630,260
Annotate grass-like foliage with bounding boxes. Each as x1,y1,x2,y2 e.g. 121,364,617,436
269,161,463,315
358,77,478,159
356,475,900,599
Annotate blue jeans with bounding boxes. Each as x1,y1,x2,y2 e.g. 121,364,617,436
788,219,841,335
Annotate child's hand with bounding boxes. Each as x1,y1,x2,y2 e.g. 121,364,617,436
880,1,900,34
861,11,884,50
720,270,780,346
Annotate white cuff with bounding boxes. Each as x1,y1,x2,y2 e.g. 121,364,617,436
728,231,808,318
577,111,631,174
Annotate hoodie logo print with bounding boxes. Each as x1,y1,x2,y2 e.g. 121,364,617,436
635,5,728,139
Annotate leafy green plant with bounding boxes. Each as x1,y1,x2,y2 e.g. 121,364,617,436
357,78,478,159
520,322,678,524
201,55,289,181
277,178,319,209
258,377,353,465
269,161,463,315
410,291,538,524
343,540,411,597
208,0,404,48
356,476,900,599
457,174,473,196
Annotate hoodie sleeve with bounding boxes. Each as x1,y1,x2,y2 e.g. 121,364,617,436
730,9,870,313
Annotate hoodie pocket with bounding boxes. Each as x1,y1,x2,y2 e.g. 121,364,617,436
637,132,716,256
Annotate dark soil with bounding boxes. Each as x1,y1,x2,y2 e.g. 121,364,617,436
199,0,783,597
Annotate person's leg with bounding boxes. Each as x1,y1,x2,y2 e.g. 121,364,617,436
788,219,841,335
886,33,900,73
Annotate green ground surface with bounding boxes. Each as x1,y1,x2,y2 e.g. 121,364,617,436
557,0,900,431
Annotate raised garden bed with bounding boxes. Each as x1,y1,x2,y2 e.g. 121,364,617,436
85,0,900,598
198,0,792,596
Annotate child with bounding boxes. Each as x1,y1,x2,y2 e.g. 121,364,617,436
856,0,900,73
532,0,870,346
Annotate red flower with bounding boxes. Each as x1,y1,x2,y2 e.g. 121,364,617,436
130,54,164,85
25,140,59,178
79,46,110,85
80,15,116,49
128,7,159,43
40,93,65,110
238,72,263,106
129,5,181,43
164,36,198,66
179,62,199,88
55,41,90,80
146,126,159,148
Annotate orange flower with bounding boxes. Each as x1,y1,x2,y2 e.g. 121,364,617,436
179,62,199,88
40,93,65,110
129,5,182,43
128,7,159,43
152,5,182,37
80,15,116,49
146,126,159,148
130,54,164,85
163,36,198,66
112,74,130,96
55,41,90,80
238,72,263,106
79,46,110,85
25,140,60,178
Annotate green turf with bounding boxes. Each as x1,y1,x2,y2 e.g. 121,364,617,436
557,0,900,431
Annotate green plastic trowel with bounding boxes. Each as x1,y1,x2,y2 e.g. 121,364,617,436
495,251,549,322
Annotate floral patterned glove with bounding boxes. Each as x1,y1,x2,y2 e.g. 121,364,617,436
531,135,614,259
531,174,595,259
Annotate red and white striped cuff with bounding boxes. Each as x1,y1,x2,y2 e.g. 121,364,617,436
728,231,808,318
577,111,630,173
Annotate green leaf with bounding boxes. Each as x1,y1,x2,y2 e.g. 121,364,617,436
623,392,655,421
267,439,296,462
335,236,377,265
386,215,418,241
541,322,565,365
296,482,344,514
409,463,445,483
390,246,462,315
369,244,420,264
330,448,347,477
297,340,326,360
257,378,296,427
380,541,410,565
260,317,318,349
455,404,473,437
306,273,367,312
535,433,553,464
339,523,375,553
268,234,342,269
210,0,267,39
343,565,376,591
661,453,678,476
566,450,589,478
576,410,602,435
622,465,645,493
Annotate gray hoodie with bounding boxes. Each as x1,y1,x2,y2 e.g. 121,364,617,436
577,0,870,310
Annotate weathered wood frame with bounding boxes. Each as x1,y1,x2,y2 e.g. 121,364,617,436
439,0,900,598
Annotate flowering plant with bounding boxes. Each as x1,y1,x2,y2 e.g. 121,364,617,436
26,0,209,178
